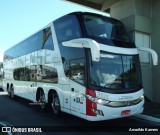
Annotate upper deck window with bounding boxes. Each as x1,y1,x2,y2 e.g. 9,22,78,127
82,14,135,48
54,15,82,43
42,28,54,50
83,15,131,42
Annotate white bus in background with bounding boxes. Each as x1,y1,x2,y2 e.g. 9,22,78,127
3,12,158,121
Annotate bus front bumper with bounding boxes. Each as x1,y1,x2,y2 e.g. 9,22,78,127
86,99,144,121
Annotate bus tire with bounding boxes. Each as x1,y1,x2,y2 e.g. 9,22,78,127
39,91,46,111
10,86,15,99
7,84,9,94
51,92,61,115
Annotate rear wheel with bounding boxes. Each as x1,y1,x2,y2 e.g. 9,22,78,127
39,91,46,111
51,93,60,115
7,84,9,94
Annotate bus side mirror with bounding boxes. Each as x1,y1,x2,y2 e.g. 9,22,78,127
138,47,158,65
62,38,100,62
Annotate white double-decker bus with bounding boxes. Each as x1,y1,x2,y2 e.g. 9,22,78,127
3,12,158,121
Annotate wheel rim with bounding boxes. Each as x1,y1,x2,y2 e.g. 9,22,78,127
51,94,60,114
40,93,46,109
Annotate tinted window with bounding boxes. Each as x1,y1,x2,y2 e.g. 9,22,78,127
42,28,54,50
70,59,85,84
4,27,53,61
14,66,36,81
59,44,86,74
13,68,20,80
19,42,25,57
37,64,58,83
89,52,142,91
54,15,82,42
30,66,37,81
58,42,86,85
81,13,135,48
28,33,39,53
83,15,131,42
13,67,25,81
25,67,30,81
37,31,43,50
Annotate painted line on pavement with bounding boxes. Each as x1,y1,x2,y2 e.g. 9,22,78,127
0,91,8,95
134,114,160,123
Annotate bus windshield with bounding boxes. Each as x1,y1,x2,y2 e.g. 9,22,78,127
89,52,142,91
82,14,134,47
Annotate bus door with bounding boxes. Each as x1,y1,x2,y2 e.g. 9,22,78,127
70,81,86,115
25,65,37,101
62,83,71,114
69,59,86,115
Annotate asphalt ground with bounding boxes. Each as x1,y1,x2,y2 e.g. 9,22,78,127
0,88,159,135
143,97,160,118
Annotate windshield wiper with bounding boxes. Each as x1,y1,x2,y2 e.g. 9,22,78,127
103,83,114,88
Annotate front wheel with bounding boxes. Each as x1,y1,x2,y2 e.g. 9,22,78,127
51,93,61,115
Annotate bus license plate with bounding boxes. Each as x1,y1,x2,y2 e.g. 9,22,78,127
121,110,131,116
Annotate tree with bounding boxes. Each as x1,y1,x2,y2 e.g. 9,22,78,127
0,63,3,69
0,62,3,79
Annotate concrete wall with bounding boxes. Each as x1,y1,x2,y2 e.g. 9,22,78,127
141,67,153,100
152,0,160,103
101,0,121,11
135,0,151,18
109,0,156,101
110,0,135,20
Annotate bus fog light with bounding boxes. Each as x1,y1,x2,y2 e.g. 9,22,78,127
92,109,104,116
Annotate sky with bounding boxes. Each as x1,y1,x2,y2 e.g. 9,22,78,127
0,0,109,62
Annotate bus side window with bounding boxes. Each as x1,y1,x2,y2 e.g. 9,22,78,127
14,67,31,81
25,67,30,81
37,65,58,83
42,27,54,51
63,60,70,77
70,59,85,85
54,15,82,43
19,68,24,81
13,68,19,80
30,65,37,82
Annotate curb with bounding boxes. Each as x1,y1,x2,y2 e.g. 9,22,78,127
0,91,8,95
0,121,13,135
133,114,160,123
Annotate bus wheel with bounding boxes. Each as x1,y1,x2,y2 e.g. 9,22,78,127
39,92,46,111
10,86,15,99
7,84,9,94
51,93,60,115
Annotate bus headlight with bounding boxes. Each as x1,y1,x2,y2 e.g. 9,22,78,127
97,99,103,104
85,94,109,105
106,96,144,107
141,95,144,100
84,92,144,107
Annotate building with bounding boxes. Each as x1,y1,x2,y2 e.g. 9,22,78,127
66,0,160,103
